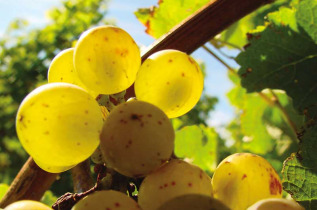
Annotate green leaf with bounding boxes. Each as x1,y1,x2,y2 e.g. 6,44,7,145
283,153,317,209
236,7,317,120
135,0,209,38
297,0,317,44
41,190,58,206
217,0,289,48
0,183,9,200
174,125,218,172
240,93,275,154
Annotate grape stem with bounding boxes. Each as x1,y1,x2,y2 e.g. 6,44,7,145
1,0,274,206
202,45,236,73
0,157,58,208
71,159,94,193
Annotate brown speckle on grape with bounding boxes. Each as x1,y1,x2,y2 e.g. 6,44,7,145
242,174,247,180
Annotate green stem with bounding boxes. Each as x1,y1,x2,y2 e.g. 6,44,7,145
202,45,236,74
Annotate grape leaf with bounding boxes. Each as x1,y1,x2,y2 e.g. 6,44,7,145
236,7,317,120
174,125,218,173
0,183,9,200
227,72,303,155
41,190,58,206
283,152,317,209
218,0,289,48
135,0,209,38
296,0,317,44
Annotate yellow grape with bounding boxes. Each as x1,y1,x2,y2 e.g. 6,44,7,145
138,159,213,210
99,100,174,177
4,200,52,210
134,49,204,118
48,48,97,98
212,153,283,210
74,25,141,94
247,198,305,210
71,190,140,210
16,83,103,172
157,194,230,210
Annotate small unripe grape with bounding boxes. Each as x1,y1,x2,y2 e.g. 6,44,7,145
138,159,213,210
157,194,230,210
71,190,140,210
16,83,103,172
74,25,141,94
247,198,305,210
4,200,52,210
212,153,283,210
135,49,204,118
100,100,174,177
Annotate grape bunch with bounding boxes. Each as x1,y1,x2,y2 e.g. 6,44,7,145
8,25,304,210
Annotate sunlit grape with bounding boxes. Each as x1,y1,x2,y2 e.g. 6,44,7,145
71,190,140,210
4,200,52,210
135,49,204,118
247,198,305,210
100,100,174,177
138,159,213,210
74,25,141,94
48,48,97,97
16,83,103,172
212,153,283,210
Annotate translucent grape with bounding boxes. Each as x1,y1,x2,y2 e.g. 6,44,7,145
247,198,304,210
212,153,283,210
134,49,204,118
157,194,230,210
48,48,97,97
99,100,174,177
4,200,52,210
74,25,141,94
138,159,213,210
16,83,103,172
71,190,140,210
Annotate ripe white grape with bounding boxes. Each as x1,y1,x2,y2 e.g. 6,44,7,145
138,159,213,210
16,83,103,173
135,49,204,118
99,100,175,177
212,153,283,210
4,200,52,210
247,198,305,210
74,25,141,94
47,48,97,97
71,190,140,210
157,194,230,210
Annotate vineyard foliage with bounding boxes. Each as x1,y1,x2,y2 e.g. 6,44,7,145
0,0,316,208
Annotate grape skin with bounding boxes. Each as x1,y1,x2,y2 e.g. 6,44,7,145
16,83,103,172
138,159,213,210
99,100,175,177
71,190,140,210
212,153,283,210
135,49,204,118
74,25,141,94
247,198,305,210
157,194,230,210
47,48,97,97
4,200,52,210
